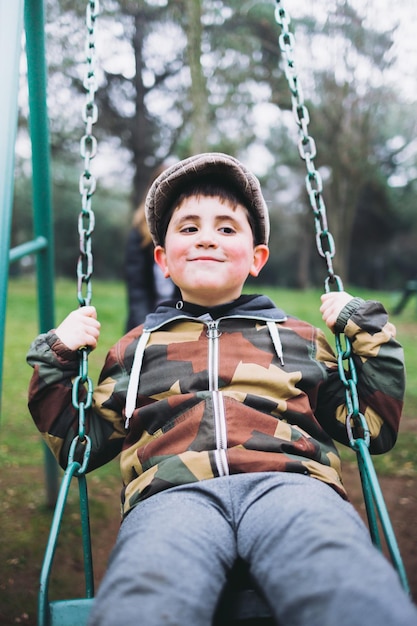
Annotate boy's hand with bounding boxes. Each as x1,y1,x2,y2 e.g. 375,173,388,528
55,306,101,351
320,291,354,332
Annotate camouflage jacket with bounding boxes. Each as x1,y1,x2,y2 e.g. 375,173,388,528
27,295,404,517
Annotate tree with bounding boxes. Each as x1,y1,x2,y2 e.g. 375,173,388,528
41,0,290,202
184,0,209,154
14,0,417,287
264,0,409,286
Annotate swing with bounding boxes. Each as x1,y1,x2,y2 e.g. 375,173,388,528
37,1,409,625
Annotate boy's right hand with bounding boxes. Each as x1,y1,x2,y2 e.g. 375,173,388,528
55,306,101,351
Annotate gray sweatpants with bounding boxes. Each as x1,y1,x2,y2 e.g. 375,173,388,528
88,472,417,626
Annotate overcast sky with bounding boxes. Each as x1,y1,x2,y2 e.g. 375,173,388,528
287,0,417,102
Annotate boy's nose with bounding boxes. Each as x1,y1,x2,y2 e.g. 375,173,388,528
196,229,218,247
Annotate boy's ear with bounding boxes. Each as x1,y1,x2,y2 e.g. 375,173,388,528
154,246,170,278
250,244,269,277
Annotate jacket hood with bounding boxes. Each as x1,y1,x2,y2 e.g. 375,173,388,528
143,294,287,331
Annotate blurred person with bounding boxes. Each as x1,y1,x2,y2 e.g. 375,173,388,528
125,164,178,331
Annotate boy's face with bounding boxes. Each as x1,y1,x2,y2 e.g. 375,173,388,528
154,196,269,306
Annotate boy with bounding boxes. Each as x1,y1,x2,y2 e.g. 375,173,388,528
27,153,417,625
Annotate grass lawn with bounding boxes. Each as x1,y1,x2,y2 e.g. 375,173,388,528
3,278,416,476
1,277,417,624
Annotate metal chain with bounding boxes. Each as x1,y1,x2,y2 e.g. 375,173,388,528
71,0,100,472
274,0,365,447
274,0,340,293
78,0,100,308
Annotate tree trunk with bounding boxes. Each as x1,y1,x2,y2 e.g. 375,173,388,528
184,0,209,154
131,10,154,207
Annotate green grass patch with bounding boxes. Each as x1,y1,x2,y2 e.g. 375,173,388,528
1,278,417,623
337,431,417,478
2,278,417,475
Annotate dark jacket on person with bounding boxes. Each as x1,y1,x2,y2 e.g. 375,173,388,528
125,228,178,331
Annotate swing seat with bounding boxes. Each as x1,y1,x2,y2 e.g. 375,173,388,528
47,598,94,626
43,561,272,626
214,558,273,625
39,464,273,626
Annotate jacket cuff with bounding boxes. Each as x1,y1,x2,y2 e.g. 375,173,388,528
46,331,79,361
334,297,365,333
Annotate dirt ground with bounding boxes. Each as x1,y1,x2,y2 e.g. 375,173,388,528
1,461,416,626
340,464,417,599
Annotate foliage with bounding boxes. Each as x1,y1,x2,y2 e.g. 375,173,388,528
12,163,131,279
14,0,417,289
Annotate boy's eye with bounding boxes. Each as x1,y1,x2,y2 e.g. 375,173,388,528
219,226,236,234
180,225,198,233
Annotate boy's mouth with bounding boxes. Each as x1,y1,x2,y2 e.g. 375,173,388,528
191,256,224,262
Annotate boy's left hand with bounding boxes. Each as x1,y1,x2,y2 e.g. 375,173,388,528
320,291,354,332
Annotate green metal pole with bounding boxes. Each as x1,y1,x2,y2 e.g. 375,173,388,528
0,1,25,411
24,0,58,507
24,0,55,331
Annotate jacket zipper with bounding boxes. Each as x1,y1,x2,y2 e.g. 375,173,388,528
206,320,229,476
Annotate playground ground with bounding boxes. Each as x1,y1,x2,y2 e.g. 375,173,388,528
1,280,416,624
